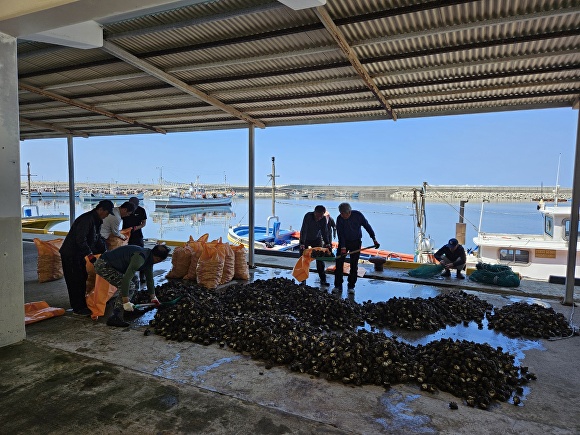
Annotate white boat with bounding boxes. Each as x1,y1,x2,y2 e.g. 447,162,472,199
149,191,232,209
23,188,80,199
472,201,579,281
287,189,308,198
334,190,359,198
79,190,144,202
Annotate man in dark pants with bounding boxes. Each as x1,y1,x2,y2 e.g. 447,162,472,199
333,202,380,295
122,196,148,282
434,238,467,279
94,244,170,327
299,205,333,285
59,200,113,316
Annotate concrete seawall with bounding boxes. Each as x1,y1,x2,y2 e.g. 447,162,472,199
21,182,571,202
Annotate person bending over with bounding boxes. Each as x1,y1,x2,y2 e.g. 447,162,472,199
94,244,170,327
434,238,466,279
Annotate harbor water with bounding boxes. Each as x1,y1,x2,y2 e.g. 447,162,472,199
24,196,545,255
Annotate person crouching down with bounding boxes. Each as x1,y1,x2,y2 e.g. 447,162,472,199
94,244,171,327
433,238,466,279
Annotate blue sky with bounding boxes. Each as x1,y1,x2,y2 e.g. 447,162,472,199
20,107,578,188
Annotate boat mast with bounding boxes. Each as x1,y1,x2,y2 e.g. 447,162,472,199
554,153,561,205
269,156,278,216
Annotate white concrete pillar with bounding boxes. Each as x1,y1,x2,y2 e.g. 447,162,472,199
0,31,25,346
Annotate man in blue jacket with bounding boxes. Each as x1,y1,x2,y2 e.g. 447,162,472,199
332,203,379,295
59,200,113,316
94,244,171,327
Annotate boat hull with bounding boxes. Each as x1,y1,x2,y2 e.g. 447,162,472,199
22,215,69,232
150,195,232,209
79,192,144,202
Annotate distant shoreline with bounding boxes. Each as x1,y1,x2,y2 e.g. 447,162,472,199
21,181,571,202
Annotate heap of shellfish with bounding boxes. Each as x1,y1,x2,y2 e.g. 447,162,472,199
363,291,493,331
146,278,549,408
487,302,575,338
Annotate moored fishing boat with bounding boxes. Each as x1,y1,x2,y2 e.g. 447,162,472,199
149,191,232,209
472,200,579,281
21,204,68,233
228,224,300,252
79,190,144,202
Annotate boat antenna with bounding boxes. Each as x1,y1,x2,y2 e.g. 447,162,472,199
554,153,561,206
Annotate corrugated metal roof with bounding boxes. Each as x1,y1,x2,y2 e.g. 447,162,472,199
14,0,580,139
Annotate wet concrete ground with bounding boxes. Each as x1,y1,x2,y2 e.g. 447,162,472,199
2,237,579,434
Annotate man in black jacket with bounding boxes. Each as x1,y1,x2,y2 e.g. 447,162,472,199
434,238,467,279
59,200,113,316
299,205,332,285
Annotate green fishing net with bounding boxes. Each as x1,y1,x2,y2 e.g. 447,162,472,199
408,263,444,278
468,263,520,287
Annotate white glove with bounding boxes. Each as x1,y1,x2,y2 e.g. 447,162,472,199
150,296,160,306
123,302,135,311
120,234,127,240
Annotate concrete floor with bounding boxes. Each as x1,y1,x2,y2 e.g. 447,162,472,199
1,238,579,434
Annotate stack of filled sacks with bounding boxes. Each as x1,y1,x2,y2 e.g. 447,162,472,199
166,234,250,289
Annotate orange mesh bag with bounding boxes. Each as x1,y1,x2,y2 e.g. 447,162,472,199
86,274,118,320
85,254,117,320
166,244,194,279
231,244,250,280
183,234,209,281
219,242,235,284
196,243,225,289
106,228,132,250
291,247,318,282
33,238,64,283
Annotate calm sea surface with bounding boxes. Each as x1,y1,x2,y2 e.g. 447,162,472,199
24,196,544,256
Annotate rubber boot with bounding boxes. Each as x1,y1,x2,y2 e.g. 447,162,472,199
106,308,129,327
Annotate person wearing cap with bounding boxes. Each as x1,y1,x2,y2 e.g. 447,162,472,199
434,238,467,279
100,201,135,249
122,196,148,282
59,200,113,316
299,205,333,286
332,202,380,295
122,196,148,248
94,244,170,327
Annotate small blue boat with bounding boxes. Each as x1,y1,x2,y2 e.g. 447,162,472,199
227,223,300,251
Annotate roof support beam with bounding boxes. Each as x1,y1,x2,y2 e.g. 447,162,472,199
19,117,89,138
101,40,265,129
18,82,166,134
313,6,395,120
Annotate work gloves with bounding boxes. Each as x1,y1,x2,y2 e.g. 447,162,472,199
150,296,160,306
123,302,135,312
373,239,380,249
87,254,97,264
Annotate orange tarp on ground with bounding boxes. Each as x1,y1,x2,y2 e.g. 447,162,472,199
24,301,65,325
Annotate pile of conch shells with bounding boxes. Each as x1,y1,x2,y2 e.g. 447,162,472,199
145,277,575,409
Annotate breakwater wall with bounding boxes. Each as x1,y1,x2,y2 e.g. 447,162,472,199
21,182,571,202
